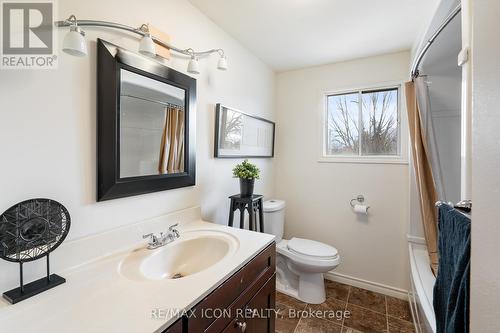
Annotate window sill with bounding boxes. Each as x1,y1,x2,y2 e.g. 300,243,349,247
317,156,409,165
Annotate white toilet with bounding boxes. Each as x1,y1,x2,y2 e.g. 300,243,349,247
263,199,340,304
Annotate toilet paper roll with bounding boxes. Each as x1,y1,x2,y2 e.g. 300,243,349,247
353,204,369,215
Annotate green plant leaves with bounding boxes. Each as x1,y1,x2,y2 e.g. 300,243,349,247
232,159,260,180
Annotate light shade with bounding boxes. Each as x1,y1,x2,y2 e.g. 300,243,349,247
217,56,228,71
187,57,200,74
62,26,87,57
139,34,156,57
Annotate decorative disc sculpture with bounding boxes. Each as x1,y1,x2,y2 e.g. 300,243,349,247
0,199,70,304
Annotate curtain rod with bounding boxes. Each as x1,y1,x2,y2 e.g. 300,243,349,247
410,4,461,79
435,200,471,218
121,94,184,108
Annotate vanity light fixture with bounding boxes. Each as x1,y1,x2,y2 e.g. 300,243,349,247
138,24,156,58
187,53,200,75
55,15,228,74
217,51,228,71
62,15,88,57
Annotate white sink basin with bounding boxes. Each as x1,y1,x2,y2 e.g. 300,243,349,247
119,230,239,281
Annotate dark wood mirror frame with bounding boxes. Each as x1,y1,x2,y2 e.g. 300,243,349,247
97,39,196,201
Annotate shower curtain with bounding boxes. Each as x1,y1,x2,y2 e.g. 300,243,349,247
415,77,446,200
405,80,439,274
158,105,185,174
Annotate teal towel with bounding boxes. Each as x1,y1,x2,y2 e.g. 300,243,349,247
433,205,470,333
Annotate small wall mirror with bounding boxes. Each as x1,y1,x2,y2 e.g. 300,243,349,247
97,39,196,201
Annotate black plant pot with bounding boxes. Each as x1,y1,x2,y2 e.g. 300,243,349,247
239,178,255,197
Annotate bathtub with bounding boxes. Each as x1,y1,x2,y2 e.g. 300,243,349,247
408,242,436,333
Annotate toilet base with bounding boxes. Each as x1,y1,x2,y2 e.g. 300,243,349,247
298,272,326,304
276,279,299,299
276,272,326,304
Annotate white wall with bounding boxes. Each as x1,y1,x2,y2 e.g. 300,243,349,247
470,0,500,330
0,0,274,290
275,52,411,291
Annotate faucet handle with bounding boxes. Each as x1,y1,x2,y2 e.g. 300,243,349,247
168,223,180,238
143,233,161,249
143,233,158,243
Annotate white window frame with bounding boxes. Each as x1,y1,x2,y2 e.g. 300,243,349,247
318,81,408,164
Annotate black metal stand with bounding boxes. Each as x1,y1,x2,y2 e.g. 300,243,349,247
228,194,264,232
2,254,66,304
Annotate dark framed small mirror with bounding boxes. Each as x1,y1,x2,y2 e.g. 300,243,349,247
97,39,196,201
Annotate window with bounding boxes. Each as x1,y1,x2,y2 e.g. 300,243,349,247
324,87,403,161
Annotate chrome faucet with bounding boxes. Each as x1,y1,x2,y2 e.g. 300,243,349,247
142,223,181,250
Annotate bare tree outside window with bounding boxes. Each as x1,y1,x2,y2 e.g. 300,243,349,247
326,88,399,157
361,89,398,155
327,93,359,154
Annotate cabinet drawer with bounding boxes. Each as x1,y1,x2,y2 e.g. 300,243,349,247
220,274,276,333
205,272,275,333
221,318,244,333
189,243,276,332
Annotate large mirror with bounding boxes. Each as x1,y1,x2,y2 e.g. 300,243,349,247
97,39,196,201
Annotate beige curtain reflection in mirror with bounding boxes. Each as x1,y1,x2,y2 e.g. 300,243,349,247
158,105,185,174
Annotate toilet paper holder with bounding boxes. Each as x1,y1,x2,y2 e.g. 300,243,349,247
350,195,365,208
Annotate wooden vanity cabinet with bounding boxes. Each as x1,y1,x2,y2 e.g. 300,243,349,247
222,274,276,333
163,319,183,333
162,243,276,333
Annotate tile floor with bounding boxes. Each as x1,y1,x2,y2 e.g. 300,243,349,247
275,280,415,333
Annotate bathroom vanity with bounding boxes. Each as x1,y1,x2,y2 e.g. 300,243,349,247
0,207,276,333
168,243,276,333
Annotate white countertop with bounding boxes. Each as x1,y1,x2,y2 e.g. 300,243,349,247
0,220,274,333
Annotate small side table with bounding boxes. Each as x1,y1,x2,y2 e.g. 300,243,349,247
228,194,264,232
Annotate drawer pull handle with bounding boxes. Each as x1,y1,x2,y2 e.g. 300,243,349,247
236,320,247,332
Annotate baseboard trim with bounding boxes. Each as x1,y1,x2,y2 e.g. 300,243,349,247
324,272,409,300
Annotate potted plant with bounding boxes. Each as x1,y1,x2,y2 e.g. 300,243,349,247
233,159,260,197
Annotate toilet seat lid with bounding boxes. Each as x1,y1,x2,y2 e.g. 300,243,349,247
287,238,338,259
263,199,286,212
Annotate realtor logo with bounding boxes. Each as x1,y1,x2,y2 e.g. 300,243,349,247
1,1,57,69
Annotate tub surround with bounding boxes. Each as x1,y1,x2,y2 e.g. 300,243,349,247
408,242,436,333
0,207,275,333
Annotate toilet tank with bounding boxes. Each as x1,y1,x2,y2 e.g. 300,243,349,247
263,200,286,243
